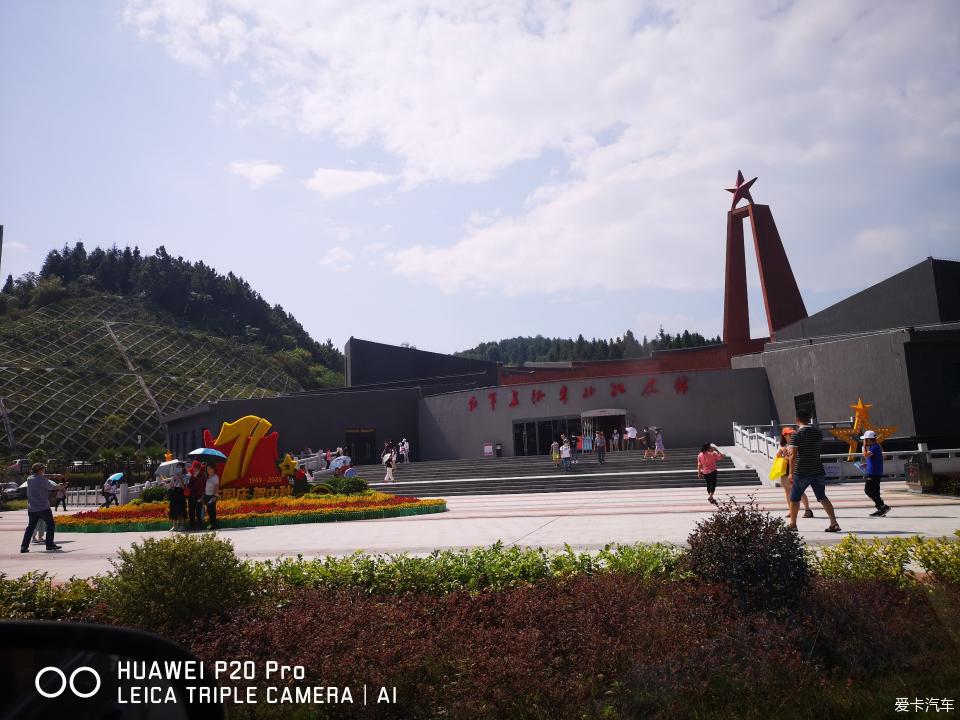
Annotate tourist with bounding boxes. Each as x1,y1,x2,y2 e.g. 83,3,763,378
653,428,666,460
383,449,396,483
550,438,560,469
20,463,61,553
560,439,572,472
611,429,620,452
168,463,187,532
861,430,890,517
778,430,812,517
401,438,411,463
625,425,638,450
642,427,654,459
697,444,724,505
574,434,582,464
102,477,118,508
787,410,841,532
187,463,205,530
53,479,67,512
776,431,812,518
204,463,220,530
595,431,606,464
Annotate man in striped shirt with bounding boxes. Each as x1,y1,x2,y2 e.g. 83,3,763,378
787,410,842,532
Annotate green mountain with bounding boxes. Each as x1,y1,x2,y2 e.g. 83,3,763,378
457,328,721,365
0,244,344,460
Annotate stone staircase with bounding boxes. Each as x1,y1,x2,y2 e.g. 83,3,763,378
353,448,761,497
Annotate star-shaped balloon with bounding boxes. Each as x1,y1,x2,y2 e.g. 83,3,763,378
278,453,298,478
726,170,758,210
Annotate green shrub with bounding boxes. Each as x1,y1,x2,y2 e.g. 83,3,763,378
912,533,960,585
251,541,684,596
98,534,253,633
0,572,97,619
0,499,28,511
685,496,808,610
139,485,168,503
307,475,369,496
810,536,914,586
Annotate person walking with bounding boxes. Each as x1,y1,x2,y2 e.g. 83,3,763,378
653,428,666,460
550,438,560,469
697,444,724,505
595,431,606,464
560,439,572,472
787,410,841,532
168,463,187,532
861,430,891,517
102,478,119,508
611,429,620,452
20,463,61,553
383,449,396,483
53,480,68,512
625,425,638,450
203,464,220,530
776,431,812,518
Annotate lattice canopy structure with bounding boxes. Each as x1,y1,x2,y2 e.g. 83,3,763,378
0,296,302,459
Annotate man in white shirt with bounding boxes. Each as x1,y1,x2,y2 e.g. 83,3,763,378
203,465,220,530
625,426,638,450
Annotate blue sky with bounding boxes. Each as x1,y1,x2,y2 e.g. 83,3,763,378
1,0,957,354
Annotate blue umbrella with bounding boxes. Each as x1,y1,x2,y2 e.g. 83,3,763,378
329,455,351,471
343,467,358,478
187,447,228,462
108,472,124,483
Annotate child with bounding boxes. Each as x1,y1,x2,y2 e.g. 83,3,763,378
560,440,572,472
551,439,560,469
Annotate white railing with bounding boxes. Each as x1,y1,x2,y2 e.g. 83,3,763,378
65,482,147,507
732,421,960,481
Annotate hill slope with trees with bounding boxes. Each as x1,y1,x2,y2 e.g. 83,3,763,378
457,328,721,365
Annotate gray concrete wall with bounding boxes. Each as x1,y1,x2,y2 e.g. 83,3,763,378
167,387,421,462
775,258,944,341
419,368,774,460
734,330,916,434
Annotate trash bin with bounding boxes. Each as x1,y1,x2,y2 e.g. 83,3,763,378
495,443,503,458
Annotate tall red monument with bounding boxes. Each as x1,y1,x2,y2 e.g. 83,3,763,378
722,171,807,345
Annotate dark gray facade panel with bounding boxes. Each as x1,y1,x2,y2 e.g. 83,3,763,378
419,369,774,460
345,337,498,387
775,259,947,341
166,388,421,460
932,260,960,323
904,337,960,439
739,331,917,435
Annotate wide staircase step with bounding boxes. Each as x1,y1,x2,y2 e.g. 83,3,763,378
348,448,761,497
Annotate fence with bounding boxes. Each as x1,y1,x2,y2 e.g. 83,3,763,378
66,482,147,507
732,421,960,482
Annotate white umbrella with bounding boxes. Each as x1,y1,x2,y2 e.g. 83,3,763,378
19,478,56,489
154,459,183,479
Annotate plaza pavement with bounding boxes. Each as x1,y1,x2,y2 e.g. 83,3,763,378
1,482,958,580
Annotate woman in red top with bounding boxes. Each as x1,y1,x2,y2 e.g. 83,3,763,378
697,443,725,505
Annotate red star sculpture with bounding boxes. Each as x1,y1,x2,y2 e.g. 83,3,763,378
726,170,757,210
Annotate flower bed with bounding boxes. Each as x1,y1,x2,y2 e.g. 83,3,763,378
56,492,446,532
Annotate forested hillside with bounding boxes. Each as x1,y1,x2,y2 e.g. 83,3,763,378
457,328,720,365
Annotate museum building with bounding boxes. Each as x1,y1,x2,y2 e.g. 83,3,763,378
163,174,960,463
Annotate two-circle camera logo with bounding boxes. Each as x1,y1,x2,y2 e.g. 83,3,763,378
35,666,101,699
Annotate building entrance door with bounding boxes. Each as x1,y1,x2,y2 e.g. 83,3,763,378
513,421,538,456
581,409,627,448
345,428,376,465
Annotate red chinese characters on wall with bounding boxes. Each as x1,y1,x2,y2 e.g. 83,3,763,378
610,382,626,398
531,389,546,405
488,392,498,411
468,396,478,412
509,390,520,407
559,385,568,404
641,378,658,396
674,376,689,395
582,386,596,399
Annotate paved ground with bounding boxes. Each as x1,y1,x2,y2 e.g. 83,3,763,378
1,482,958,580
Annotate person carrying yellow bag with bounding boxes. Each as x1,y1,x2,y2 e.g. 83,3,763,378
776,429,812,518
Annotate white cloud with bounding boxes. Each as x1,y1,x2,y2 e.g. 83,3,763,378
317,246,355,268
305,168,395,199
7,241,27,251
126,0,960,296
228,160,283,189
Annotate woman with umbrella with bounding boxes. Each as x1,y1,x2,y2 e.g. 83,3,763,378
168,463,187,532
187,448,227,531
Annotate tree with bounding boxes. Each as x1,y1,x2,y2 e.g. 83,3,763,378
1,275,13,294
94,414,129,450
